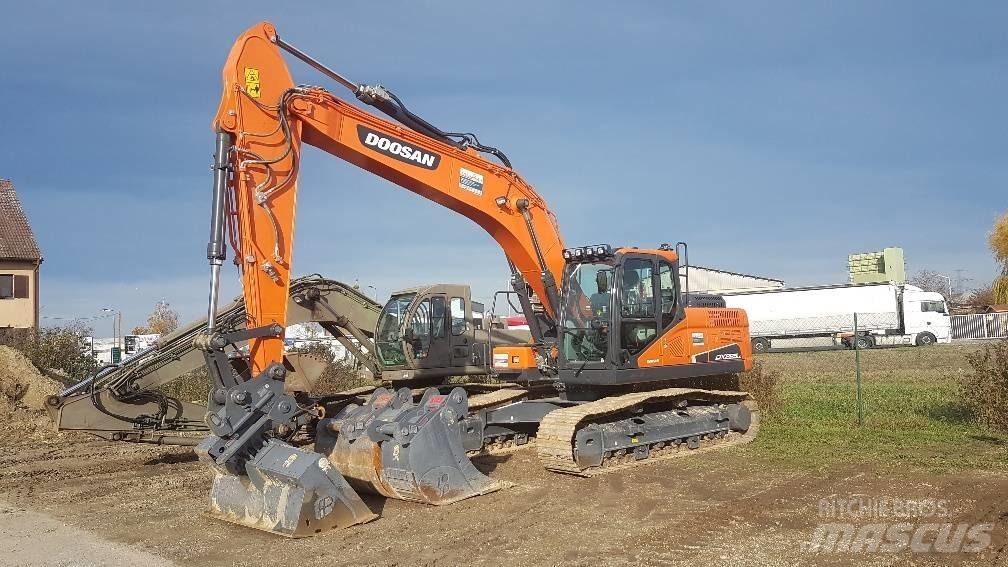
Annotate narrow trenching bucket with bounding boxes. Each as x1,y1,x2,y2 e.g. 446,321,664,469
202,438,377,537
318,387,506,505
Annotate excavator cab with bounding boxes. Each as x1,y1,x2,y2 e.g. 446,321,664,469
375,284,531,384
558,244,751,391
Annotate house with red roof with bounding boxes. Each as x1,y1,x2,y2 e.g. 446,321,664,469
0,179,42,328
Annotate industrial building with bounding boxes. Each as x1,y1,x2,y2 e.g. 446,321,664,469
680,265,784,295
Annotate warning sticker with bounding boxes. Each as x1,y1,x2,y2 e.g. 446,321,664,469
244,67,261,98
459,167,484,196
493,353,509,368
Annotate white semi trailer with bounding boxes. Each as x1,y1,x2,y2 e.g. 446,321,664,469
721,282,951,353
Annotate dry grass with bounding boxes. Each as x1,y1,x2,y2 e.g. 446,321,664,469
160,366,210,404
0,324,97,381
678,362,782,418
312,361,377,394
739,360,782,418
958,340,1008,431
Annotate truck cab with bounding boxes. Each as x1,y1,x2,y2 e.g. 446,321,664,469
900,285,951,345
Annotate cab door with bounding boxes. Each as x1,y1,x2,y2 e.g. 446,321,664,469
449,294,474,366
403,293,450,370
616,255,660,368
402,285,475,373
423,294,451,368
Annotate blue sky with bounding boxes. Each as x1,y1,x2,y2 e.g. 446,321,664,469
3,1,1005,331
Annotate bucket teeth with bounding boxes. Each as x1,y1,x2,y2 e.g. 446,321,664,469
202,438,376,537
318,386,507,505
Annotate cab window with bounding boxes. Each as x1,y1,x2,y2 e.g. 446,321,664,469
560,261,614,363
620,258,657,355
431,296,447,338
921,300,946,313
621,258,655,318
411,298,432,358
658,261,677,328
450,297,467,336
472,301,485,330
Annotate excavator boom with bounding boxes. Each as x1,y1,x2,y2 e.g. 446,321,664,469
208,22,563,377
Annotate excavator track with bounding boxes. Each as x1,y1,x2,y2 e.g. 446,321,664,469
467,388,528,411
467,388,536,458
536,388,759,477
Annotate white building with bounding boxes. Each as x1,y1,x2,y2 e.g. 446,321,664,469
680,265,784,295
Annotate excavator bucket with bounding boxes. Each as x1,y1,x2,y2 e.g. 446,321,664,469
317,387,505,505
201,438,377,537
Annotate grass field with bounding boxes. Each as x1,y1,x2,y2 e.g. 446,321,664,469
744,342,1008,472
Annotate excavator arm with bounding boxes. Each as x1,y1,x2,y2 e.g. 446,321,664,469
47,276,383,445
207,22,564,377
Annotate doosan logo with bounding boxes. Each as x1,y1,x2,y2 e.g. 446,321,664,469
714,353,741,361
357,125,440,170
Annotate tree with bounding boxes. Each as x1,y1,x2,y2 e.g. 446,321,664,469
989,211,1008,304
965,283,996,307
908,269,954,299
132,300,179,335
0,321,98,380
990,211,1008,264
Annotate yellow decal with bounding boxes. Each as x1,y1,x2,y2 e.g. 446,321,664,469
631,437,639,444
244,67,261,98
392,444,401,462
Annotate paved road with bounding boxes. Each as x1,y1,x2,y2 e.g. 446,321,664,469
0,502,176,567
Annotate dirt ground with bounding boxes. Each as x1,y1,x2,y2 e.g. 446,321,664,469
1,343,1006,565
1,432,1006,567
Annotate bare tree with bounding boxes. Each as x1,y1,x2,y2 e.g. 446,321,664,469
908,269,954,300
132,300,179,335
965,283,996,307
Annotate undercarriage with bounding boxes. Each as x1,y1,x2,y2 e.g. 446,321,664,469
195,324,757,536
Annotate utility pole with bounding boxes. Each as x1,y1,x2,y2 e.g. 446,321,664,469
102,307,122,363
953,269,971,297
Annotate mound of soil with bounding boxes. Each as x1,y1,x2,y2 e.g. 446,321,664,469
0,345,62,440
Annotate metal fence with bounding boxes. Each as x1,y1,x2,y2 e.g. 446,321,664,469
950,313,1008,341
752,312,945,429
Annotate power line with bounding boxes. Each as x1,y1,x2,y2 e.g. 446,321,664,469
41,313,116,322
953,269,972,294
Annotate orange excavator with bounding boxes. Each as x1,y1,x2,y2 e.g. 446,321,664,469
196,21,758,537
